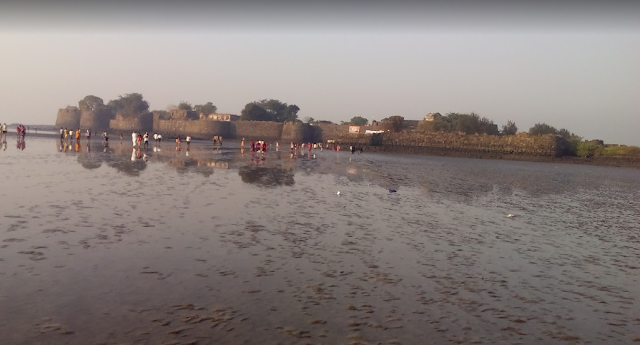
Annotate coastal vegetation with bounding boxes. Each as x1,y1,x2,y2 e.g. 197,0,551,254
418,112,499,135
107,93,149,117
240,99,300,122
349,116,369,126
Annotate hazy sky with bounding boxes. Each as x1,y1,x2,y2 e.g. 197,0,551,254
1,1,638,144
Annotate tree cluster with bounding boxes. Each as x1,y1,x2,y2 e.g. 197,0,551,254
194,102,217,115
418,113,499,135
78,93,150,118
528,123,579,140
176,101,217,115
349,116,369,126
107,93,150,117
240,99,300,122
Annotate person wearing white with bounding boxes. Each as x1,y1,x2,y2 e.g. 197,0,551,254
132,131,138,146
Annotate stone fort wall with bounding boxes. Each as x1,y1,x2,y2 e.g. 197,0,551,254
232,121,284,141
154,118,232,139
334,132,567,157
109,113,154,133
79,108,114,131
55,107,81,129
55,110,571,158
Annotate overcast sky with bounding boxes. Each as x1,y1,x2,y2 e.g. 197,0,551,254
0,1,638,144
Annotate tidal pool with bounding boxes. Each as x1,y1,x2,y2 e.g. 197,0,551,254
0,136,639,345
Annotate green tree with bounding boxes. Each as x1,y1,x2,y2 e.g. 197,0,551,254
178,102,192,111
382,115,405,132
455,113,480,134
240,99,300,122
78,95,104,111
501,120,518,135
529,123,557,136
303,117,315,123
349,116,368,126
194,102,217,115
557,128,572,139
240,103,270,121
108,93,149,117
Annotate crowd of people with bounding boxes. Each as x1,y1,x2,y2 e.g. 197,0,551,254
53,129,365,157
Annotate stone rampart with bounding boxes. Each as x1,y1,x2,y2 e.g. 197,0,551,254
55,107,81,129
314,123,348,142
334,132,566,157
232,121,284,141
79,108,114,131
281,122,309,143
154,119,231,139
109,113,154,133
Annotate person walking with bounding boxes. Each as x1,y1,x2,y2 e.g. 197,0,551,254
186,135,191,150
131,131,138,146
143,132,149,149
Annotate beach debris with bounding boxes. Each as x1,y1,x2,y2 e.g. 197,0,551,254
337,191,341,195
507,214,516,218
389,189,397,193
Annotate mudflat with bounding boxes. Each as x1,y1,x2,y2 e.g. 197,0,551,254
0,137,639,344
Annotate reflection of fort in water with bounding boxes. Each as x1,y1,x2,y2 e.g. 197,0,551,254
67,140,297,186
61,138,611,198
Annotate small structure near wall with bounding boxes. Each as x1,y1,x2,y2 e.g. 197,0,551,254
202,113,239,121
348,126,360,134
424,112,442,121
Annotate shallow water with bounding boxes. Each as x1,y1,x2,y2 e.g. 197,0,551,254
0,137,639,345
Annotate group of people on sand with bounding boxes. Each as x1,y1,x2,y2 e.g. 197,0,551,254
290,142,325,153
59,127,84,142
15,125,27,139
131,131,168,148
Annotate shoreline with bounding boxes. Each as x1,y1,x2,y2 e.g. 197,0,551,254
19,131,640,169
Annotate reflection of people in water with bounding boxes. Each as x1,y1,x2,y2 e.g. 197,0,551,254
75,141,80,152
3,140,7,151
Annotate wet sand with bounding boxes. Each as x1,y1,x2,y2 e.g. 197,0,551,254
0,137,639,344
